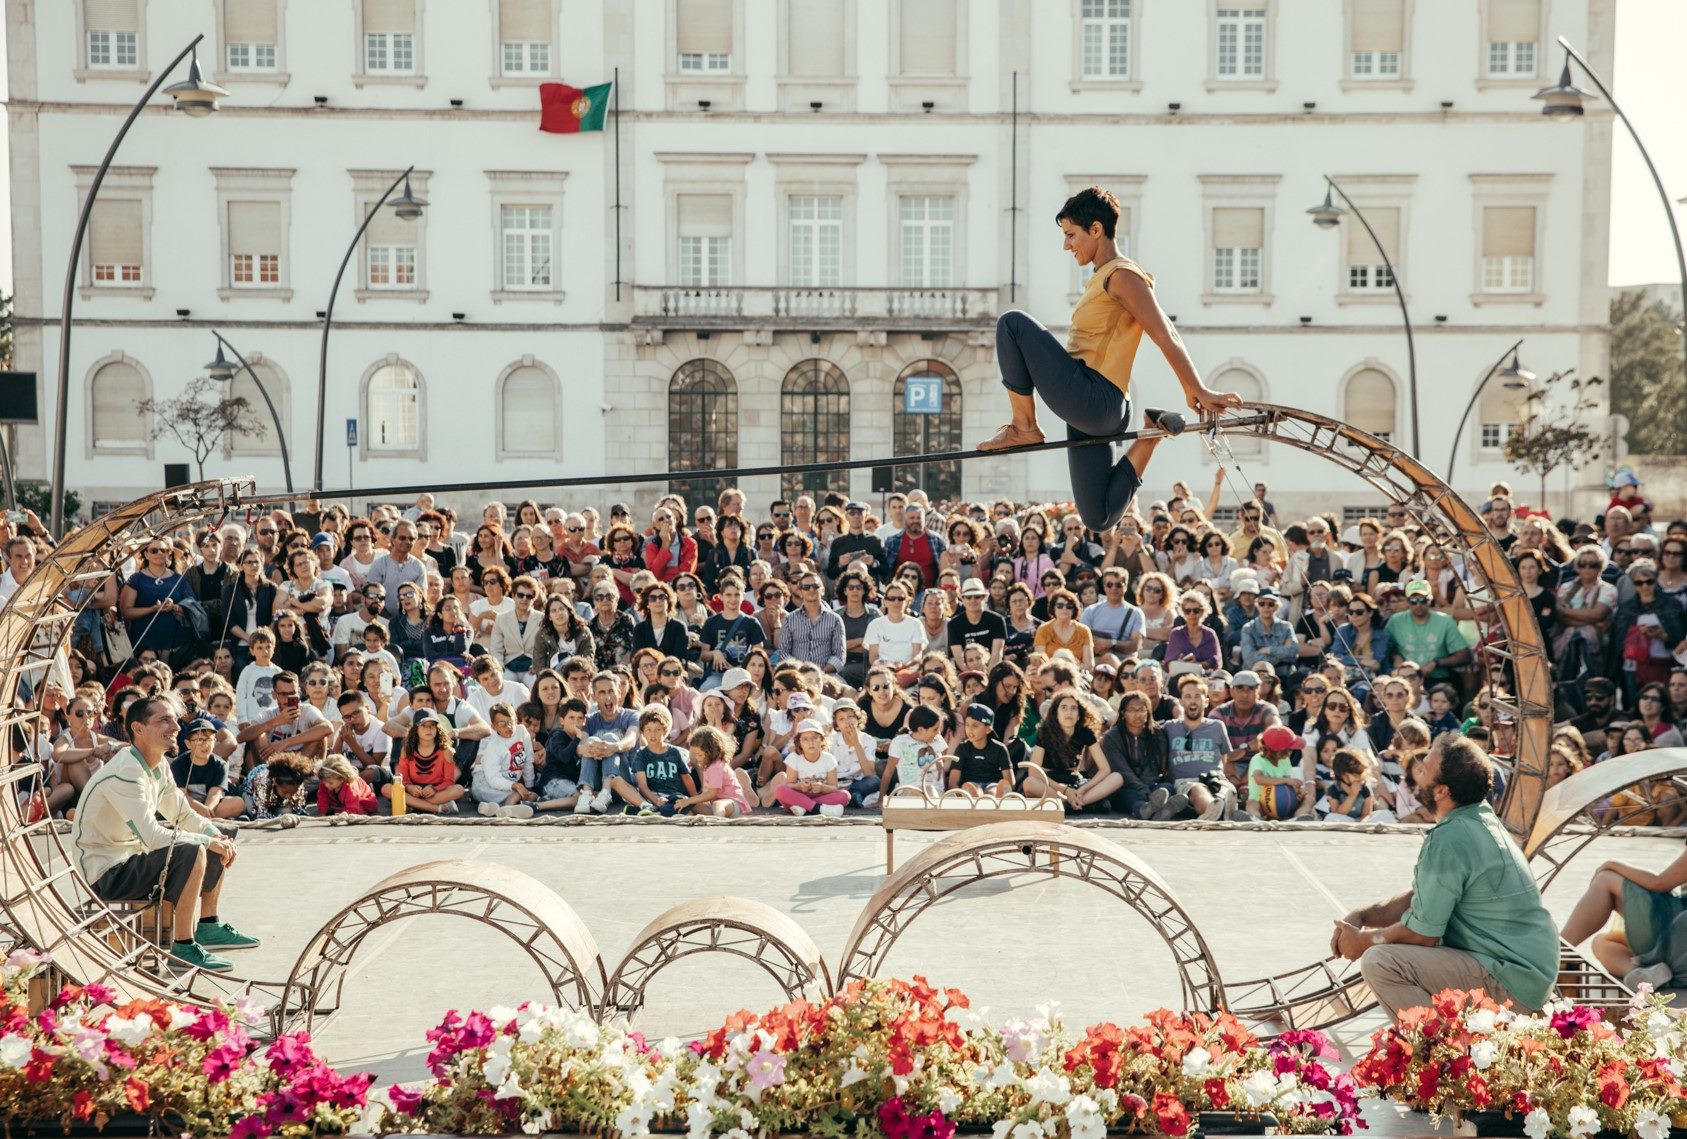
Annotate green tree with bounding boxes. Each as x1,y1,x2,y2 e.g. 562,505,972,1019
14,481,77,520
1609,288,1686,455
1503,371,1605,510
0,291,12,369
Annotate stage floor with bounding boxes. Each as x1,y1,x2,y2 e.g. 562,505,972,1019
219,819,1677,1130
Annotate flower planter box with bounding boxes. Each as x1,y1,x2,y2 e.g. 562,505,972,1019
10,1113,172,1136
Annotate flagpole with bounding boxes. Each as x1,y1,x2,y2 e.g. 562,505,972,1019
614,66,622,303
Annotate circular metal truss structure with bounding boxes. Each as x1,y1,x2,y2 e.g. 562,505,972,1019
1524,748,1687,891
837,821,1228,1014
279,860,605,1031
0,401,1612,1036
601,898,830,1023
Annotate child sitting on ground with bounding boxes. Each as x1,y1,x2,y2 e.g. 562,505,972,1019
520,699,584,812
774,720,852,817
948,703,1014,798
1245,725,1312,820
471,701,537,819
317,753,378,816
1318,747,1376,823
630,704,697,817
688,724,752,818
887,705,948,798
242,755,310,819
826,700,881,808
384,710,467,815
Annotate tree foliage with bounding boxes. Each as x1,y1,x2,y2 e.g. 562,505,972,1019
13,481,77,520
1503,370,1605,508
1609,288,1686,456
136,376,262,481
0,291,12,369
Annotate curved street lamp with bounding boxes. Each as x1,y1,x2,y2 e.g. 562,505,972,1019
1447,339,1533,490
312,167,426,492
206,332,293,494
1307,175,1420,459
1535,36,1687,385
50,37,228,536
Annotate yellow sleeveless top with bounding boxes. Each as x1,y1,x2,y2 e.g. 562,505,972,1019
1066,256,1154,395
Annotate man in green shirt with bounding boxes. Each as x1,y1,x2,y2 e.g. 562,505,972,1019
1331,734,1558,1019
1385,579,1470,684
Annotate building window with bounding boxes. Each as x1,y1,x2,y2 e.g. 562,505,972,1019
1344,207,1400,291
1211,207,1263,293
898,0,957,76
788,195,843,287
225,42,277,70
899,196,954,288
500,205,554,290
1478,422,1516,450
1484,0,1538,77
499,363,559,456
1342,366,1396,443
502,42,549,72
366,361,421,451
89,200,144,286
892,361,961,500
228,361,290,457
788,0,844,77
368,246,417,289
1348,0,1403,78
669,360,738,507
1080,0,1131,79
499,0,551,74
1480,206,1535,293
676,0,732,72
90,359,149,451
677,194,732,286
1215,7,1266,78
1210,365,1265,455
228,201,282,287
780,360,850,500
87,31,138,69
365,31,414,73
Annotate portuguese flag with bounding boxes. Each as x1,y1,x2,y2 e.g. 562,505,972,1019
539,82,612,133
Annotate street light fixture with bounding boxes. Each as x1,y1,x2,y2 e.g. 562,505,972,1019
312,165,426,492
1447,340,1531,489
206,333,293,494
1307,176,1420,458
50,37,226,537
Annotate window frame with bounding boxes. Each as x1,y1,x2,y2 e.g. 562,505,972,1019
661,153,752,291
886,0,969,111
212,166,295,301
1339,360,1401,444
1199,174,1279,306
490,0,558,85
776,0,858,112
1076,0,1136,83
222,354,292,459
1468,173,1550,307
1340,0,1413,91
779,359,852,501
494,356,563,460
667,0,745,111
74,164,156,301
214,0,288,85
1475,0,1545,88
354,0,426,88
1206,359,1269,458
487,170,568,304
84,351,155,460
770,153,865,290
668,359,739,507
1207,2,1276,92
75,1,148,82
352,169,431,302
359,355,427,460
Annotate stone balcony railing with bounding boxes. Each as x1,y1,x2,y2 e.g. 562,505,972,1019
630,285,1002,331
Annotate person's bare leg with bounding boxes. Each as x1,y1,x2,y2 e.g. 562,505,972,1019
1005,391,1039,433
172,849,206,942
1562,869,1626,945
1591,931,1640,978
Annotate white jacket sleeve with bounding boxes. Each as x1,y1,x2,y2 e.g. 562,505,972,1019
475,736,515,793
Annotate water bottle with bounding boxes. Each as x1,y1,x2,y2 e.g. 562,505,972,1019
390,778,407,817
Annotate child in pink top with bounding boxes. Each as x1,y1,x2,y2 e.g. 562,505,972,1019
773,720,852,818
317,754,378,816
689,725,752,817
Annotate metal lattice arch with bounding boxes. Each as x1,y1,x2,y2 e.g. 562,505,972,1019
279,861,605,1031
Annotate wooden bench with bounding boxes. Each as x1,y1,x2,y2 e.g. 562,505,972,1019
880,788,1065,873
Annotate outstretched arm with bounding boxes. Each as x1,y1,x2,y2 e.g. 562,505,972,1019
1107,270,1245,416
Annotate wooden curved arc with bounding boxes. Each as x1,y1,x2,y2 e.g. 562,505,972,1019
1525,750,1687,858
837,822,1226,1013
280,860,605,1031
601,897,829,1022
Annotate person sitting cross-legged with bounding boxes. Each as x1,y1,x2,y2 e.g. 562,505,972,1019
71,694,259,973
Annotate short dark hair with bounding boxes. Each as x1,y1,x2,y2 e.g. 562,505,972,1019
336,691,365,710
124,694,169,741
1056,185,1122,238
1437,734,1494,806
907,705,943,733
559,697,590,718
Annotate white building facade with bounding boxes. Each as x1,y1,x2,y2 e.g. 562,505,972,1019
6,0,1615,522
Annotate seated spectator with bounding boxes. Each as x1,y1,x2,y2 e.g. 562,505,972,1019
1385,580,1470,687
587,583,637,670
625,704,693,816
333,691,391,786
423,597,472,671
1318,748,1377,822
1166,590,1221,672
948,703,1014,798
235,670,332,769
488,575,543,683
239,755,310,820
384,711,467,815
1164,673,1240,821
577,671,639,813
1033,588,1095,670
1081,568,1142,659
1022,688,1121,811
772,720,851,817
886,704,948,796
643,508,697,584
471,701,538,818
1246,725,1313,820
1212,669,1279,791
170,714,232,820
687,724,752,817
316,753,377,816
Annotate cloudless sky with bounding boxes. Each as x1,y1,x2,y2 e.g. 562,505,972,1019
0,1,1680,296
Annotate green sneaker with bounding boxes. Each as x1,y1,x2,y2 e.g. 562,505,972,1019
636,804,657,817
170,941,234,973
196,920,261,950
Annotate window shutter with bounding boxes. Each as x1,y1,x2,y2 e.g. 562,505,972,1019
788,0,844,76
1345,369,1396,438
1351,0,1403,52
1482,206,1535,257
230,365,286,452
1345,207,1400,266
899,0,957,75
228,201,281,259
1488,0,1539,41
502,367,556,452
84,0,138,32
92,363,146,447
677,194,732,238
89,200,143,267
499,0,549,42
364,197,410,246
1212,207,1263,248
677,0,732,54
225,0,278,43
363,0,415,34
1478,373,1525,421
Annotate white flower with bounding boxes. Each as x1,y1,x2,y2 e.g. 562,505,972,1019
485,1004,518,1026
937,1086,963,1115
1067,1095,1108,1139
494,1072,525,1102
1026,1067,1072,1107
991,1122,1014,1139
1568,1104,1601,1137
1242,1069,1282,1108
841,1060,869,1087
685,1102,715,1139
1470,1040,1499,1071
519,1110,551,1136
1000,1020,1040,1064
1638,1110,1672,1139
1182,1046,1214,1077
1012,1124,1046,1139
986,1060,1021,1089
166,1006,197,1034
103,1014,152,1047
615,1101,655,1137
0,1035,31,1069
1466,1009,1499,1035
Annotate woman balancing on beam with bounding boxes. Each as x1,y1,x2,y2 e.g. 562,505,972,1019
977,186,1244,530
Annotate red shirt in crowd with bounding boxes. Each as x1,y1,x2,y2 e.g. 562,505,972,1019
896,532,936,588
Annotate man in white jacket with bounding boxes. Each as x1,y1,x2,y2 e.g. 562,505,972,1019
489,575,543,684
70,694,258,973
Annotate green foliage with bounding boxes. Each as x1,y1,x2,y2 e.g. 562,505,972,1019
1610,288,1686,455
13,481,76,519
0,291,12,369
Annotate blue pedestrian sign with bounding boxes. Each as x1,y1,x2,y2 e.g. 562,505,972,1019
903,375,943,415
345,418,359,448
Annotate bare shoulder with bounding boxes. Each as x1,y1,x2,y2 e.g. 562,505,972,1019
1103,259,1157,310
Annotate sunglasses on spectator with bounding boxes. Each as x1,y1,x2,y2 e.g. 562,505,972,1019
1301,684,1328,694
594,592,616,600
1407,597,1431,605
659,668,683,677
1105,581,1123,590
1348,606,1368,615
1053,602,1075,611
800,583,820,591
566,525,584,532
885,593,908,602
257,528,277,536
1615,546,1634,555
1326,702,1351,712
305,678,329,687
870,682,890,691
1181,606,1203,615
1635,577,1657,585
1576,560,1601,568
514,591,535,600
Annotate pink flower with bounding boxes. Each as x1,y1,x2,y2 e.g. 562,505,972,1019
228,1114,273,1139
203,1042,247,1084
746,1049,787,1092
81,984,115,1006
184,1008,231,1042
265,1032,318,1078
1550,1005,1601,1039
386,1083,428,1116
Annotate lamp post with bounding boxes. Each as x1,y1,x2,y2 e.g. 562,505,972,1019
50,37,228,536
1307,175,1420,458
1535,36,1687,385
312,167,426,492
206,332,293,494
1447,339,1532,490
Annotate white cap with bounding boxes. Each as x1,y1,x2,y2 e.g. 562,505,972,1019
719,667,753,690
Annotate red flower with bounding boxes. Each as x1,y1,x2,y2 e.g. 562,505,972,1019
1599,1074,1630,1111
1154,1093,1192,1138
1416,1064,1440,1102
124,1076,151,1113
1467,1074,1492,1109
1205,1077,1231,1109
71,1091,94,1122
24,1051,54,1084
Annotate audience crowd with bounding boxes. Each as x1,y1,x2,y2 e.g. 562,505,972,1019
10,464,1686,827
